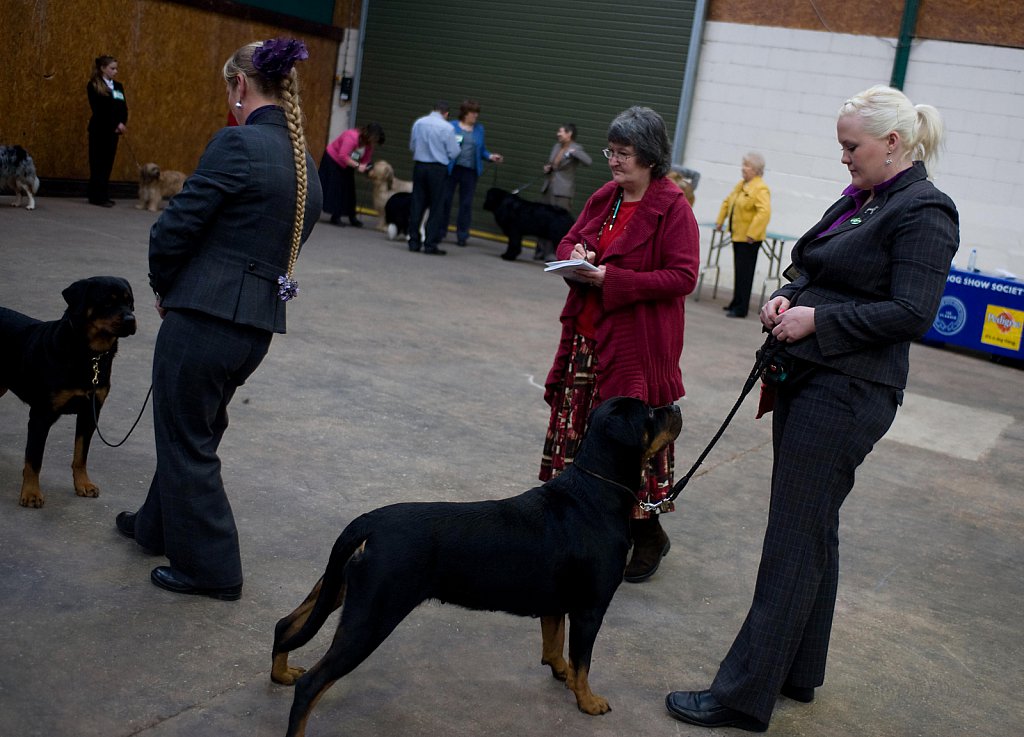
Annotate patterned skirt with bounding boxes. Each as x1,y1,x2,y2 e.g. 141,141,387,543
539,333,675,519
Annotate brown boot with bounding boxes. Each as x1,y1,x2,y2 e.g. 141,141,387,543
624,516,671,583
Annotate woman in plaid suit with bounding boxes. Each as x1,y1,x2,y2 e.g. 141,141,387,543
666,85,959,731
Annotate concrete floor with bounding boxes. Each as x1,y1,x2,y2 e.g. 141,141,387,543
0,195,1021,737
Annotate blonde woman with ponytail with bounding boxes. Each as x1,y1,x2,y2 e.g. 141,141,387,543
666,85,959,731
117,39,322,601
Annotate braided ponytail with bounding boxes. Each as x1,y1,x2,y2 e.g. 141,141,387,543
224,39,310,300
280,69,308,283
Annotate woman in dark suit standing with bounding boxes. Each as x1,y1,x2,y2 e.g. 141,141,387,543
665,85,959,731
86,55,128,206
115,38,323,601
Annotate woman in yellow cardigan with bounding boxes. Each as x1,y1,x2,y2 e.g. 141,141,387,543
716,153,771,317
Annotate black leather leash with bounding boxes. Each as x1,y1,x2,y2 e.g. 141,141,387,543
639,334,784,513
88,353,152,448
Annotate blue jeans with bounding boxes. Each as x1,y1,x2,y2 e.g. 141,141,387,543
443,164,478,244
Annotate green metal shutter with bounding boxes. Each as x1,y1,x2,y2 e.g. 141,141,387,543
354,0,696,238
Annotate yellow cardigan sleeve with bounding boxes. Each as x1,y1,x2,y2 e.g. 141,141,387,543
746,177,771,241
716,181,743,228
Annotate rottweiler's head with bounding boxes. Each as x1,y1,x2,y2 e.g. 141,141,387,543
62,276,137,352
577,397,682,488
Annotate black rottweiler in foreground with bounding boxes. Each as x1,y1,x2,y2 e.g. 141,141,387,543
483,187,575,262
0,276,136,507
271,397,682,737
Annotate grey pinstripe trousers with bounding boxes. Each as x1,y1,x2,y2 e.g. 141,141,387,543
711,368,901,723
134,309,272,588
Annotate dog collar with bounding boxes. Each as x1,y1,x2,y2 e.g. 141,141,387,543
573,464,639,500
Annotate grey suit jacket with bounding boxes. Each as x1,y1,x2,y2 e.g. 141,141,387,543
777,161,959,389
541,142,592,200
149,106,323,334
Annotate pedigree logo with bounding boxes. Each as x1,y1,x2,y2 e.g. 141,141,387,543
980,305,1024,352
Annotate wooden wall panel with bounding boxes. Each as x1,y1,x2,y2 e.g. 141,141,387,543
0,0,338,187
708,0,1023,49
707,0,901,37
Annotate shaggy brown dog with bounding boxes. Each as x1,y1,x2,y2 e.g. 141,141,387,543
366,159,412,231
666,170,696,206
136,162,186,212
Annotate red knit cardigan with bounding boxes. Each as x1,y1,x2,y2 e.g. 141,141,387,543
544,176,700,406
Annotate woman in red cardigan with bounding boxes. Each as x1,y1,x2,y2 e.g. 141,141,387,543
540,106,700,582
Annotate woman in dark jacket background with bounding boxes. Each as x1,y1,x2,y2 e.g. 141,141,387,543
86,55,128,207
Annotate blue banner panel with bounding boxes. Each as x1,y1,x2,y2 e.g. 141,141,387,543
925,268,1024,360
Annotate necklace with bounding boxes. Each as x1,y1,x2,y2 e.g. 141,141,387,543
597,189,624,246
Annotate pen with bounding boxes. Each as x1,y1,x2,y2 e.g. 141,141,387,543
581,238,594,262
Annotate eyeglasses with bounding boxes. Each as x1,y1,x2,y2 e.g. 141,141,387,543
602,148,638,162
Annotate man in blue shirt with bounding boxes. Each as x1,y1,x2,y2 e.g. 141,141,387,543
408,101,460,255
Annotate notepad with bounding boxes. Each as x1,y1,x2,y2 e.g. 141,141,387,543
544,259,598,273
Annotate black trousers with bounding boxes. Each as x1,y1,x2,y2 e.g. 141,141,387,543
87,129,119,204
408,162,449,249
727,240,761,316
134,309,272,588
710,369,901,723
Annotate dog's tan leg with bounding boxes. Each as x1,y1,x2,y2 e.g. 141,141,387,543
566,660,610,715
272,578,329,685
540,615,568,681
19,462,44,508
72,432,99,498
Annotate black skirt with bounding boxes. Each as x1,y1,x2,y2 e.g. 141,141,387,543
318,153,356,217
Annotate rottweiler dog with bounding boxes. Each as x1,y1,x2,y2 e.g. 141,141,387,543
483,187,575,262
0,276,136,507
270,396,682,737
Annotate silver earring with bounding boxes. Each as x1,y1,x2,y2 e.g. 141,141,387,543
235,101,243,109
885,149,894,166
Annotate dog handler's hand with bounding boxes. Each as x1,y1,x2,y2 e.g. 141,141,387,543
155,297,167,320
760,296,789,329
770,305,815,343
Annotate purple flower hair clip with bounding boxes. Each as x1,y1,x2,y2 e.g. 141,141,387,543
277,274,299,302
253,38,309,80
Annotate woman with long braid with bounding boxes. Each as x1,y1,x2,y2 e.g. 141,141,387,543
116,39,322,600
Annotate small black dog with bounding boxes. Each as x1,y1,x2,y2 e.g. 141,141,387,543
270,397,682,737
483,187,575,262
383,192,427,243
0,276,136,507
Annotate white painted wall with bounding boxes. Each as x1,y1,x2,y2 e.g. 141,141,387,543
682,21,1024,296
326,28,360,145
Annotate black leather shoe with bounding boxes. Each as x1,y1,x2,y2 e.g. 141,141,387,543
150,566,242,601
423,247,447,255
665,690,767,732
349,217,363,228
725,310,747,318
115,511,136,539
780,683,815,703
